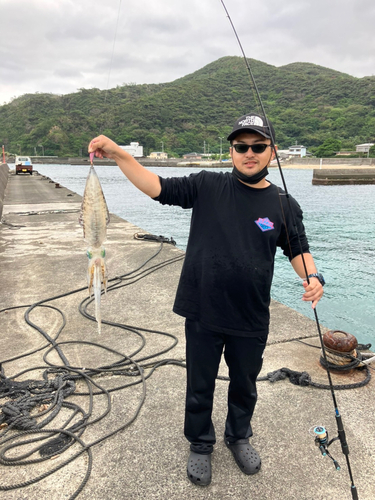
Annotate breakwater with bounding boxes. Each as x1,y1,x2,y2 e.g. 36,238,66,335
6,156,232,168
290,157,375,166
313,168,375,185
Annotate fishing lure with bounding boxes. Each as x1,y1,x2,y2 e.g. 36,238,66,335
79,153,110,333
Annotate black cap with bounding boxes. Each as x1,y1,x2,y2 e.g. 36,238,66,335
227,113,275,142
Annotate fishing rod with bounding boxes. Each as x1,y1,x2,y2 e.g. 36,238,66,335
219,1,359,499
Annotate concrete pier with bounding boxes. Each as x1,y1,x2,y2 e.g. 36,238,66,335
312,168,375,185
0,170,374,499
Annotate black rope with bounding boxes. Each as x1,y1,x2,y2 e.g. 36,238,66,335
0,241,183,498
134,232,176,245
217,342,372,389
257,365,371,390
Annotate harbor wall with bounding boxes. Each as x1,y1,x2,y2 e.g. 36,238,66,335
290,157,375,166
6,156,232,168
6,156,183,167
6,155,375,167
0,163,9,219
312,168,375,185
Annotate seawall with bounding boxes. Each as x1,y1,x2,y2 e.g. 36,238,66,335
313,168,375,185
6,156,230,168
0,162,9,219
290,157,375,166
8,155,375,169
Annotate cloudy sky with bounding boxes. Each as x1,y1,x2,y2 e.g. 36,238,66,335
1,0,374,105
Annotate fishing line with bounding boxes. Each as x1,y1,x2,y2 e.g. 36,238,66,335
98,0,123,135
219,1,359,499
104,0,123,101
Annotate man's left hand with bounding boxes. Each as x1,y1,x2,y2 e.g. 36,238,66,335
302,277,324,309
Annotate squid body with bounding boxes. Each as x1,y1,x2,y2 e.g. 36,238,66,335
79,164,110,333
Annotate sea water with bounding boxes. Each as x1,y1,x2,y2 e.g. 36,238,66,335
31,164,375,346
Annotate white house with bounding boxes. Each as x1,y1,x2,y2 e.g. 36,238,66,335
356,143,374,153
119,142,144,157
288,145,307,158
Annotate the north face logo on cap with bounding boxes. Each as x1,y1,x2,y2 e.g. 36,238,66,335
238,115,264,127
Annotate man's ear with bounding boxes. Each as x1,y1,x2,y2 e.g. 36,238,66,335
272,144,278,160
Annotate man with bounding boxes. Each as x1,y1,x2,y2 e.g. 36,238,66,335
89,113,324,486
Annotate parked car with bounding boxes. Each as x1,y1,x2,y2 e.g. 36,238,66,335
15,156,33,175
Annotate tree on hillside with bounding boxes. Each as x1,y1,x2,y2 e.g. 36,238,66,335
314,138,342,158
1,57,375,156
369,145,375,157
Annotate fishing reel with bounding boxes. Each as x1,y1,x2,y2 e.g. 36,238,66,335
311,426,341,471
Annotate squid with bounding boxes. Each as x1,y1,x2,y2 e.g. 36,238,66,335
79,154,110,333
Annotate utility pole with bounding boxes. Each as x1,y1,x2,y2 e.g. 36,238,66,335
219,137,224,162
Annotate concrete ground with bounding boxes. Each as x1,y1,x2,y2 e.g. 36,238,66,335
0,170,374,500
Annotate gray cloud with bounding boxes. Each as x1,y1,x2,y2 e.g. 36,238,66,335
1,0,374,104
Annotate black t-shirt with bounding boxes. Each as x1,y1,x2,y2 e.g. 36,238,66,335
154,171,309,337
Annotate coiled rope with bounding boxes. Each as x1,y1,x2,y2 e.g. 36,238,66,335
0,239,183,498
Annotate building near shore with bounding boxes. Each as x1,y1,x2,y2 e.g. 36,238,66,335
356,143,374,154
183,152,202,160
287,145,307,158
149,151,168,160
276,146,308,159
119,142,144,157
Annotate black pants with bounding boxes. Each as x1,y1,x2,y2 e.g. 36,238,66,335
184,319,267,454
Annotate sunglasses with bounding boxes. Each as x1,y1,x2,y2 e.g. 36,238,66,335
232,143,271,154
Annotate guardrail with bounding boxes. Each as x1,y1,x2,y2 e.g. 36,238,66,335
0,163,10,219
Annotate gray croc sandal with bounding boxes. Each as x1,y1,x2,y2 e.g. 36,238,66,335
187,451,212,486
225,438,261,475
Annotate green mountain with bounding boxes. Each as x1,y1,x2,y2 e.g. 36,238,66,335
1,56,374,157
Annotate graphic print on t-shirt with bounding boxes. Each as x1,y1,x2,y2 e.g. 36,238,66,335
255,217,274,232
